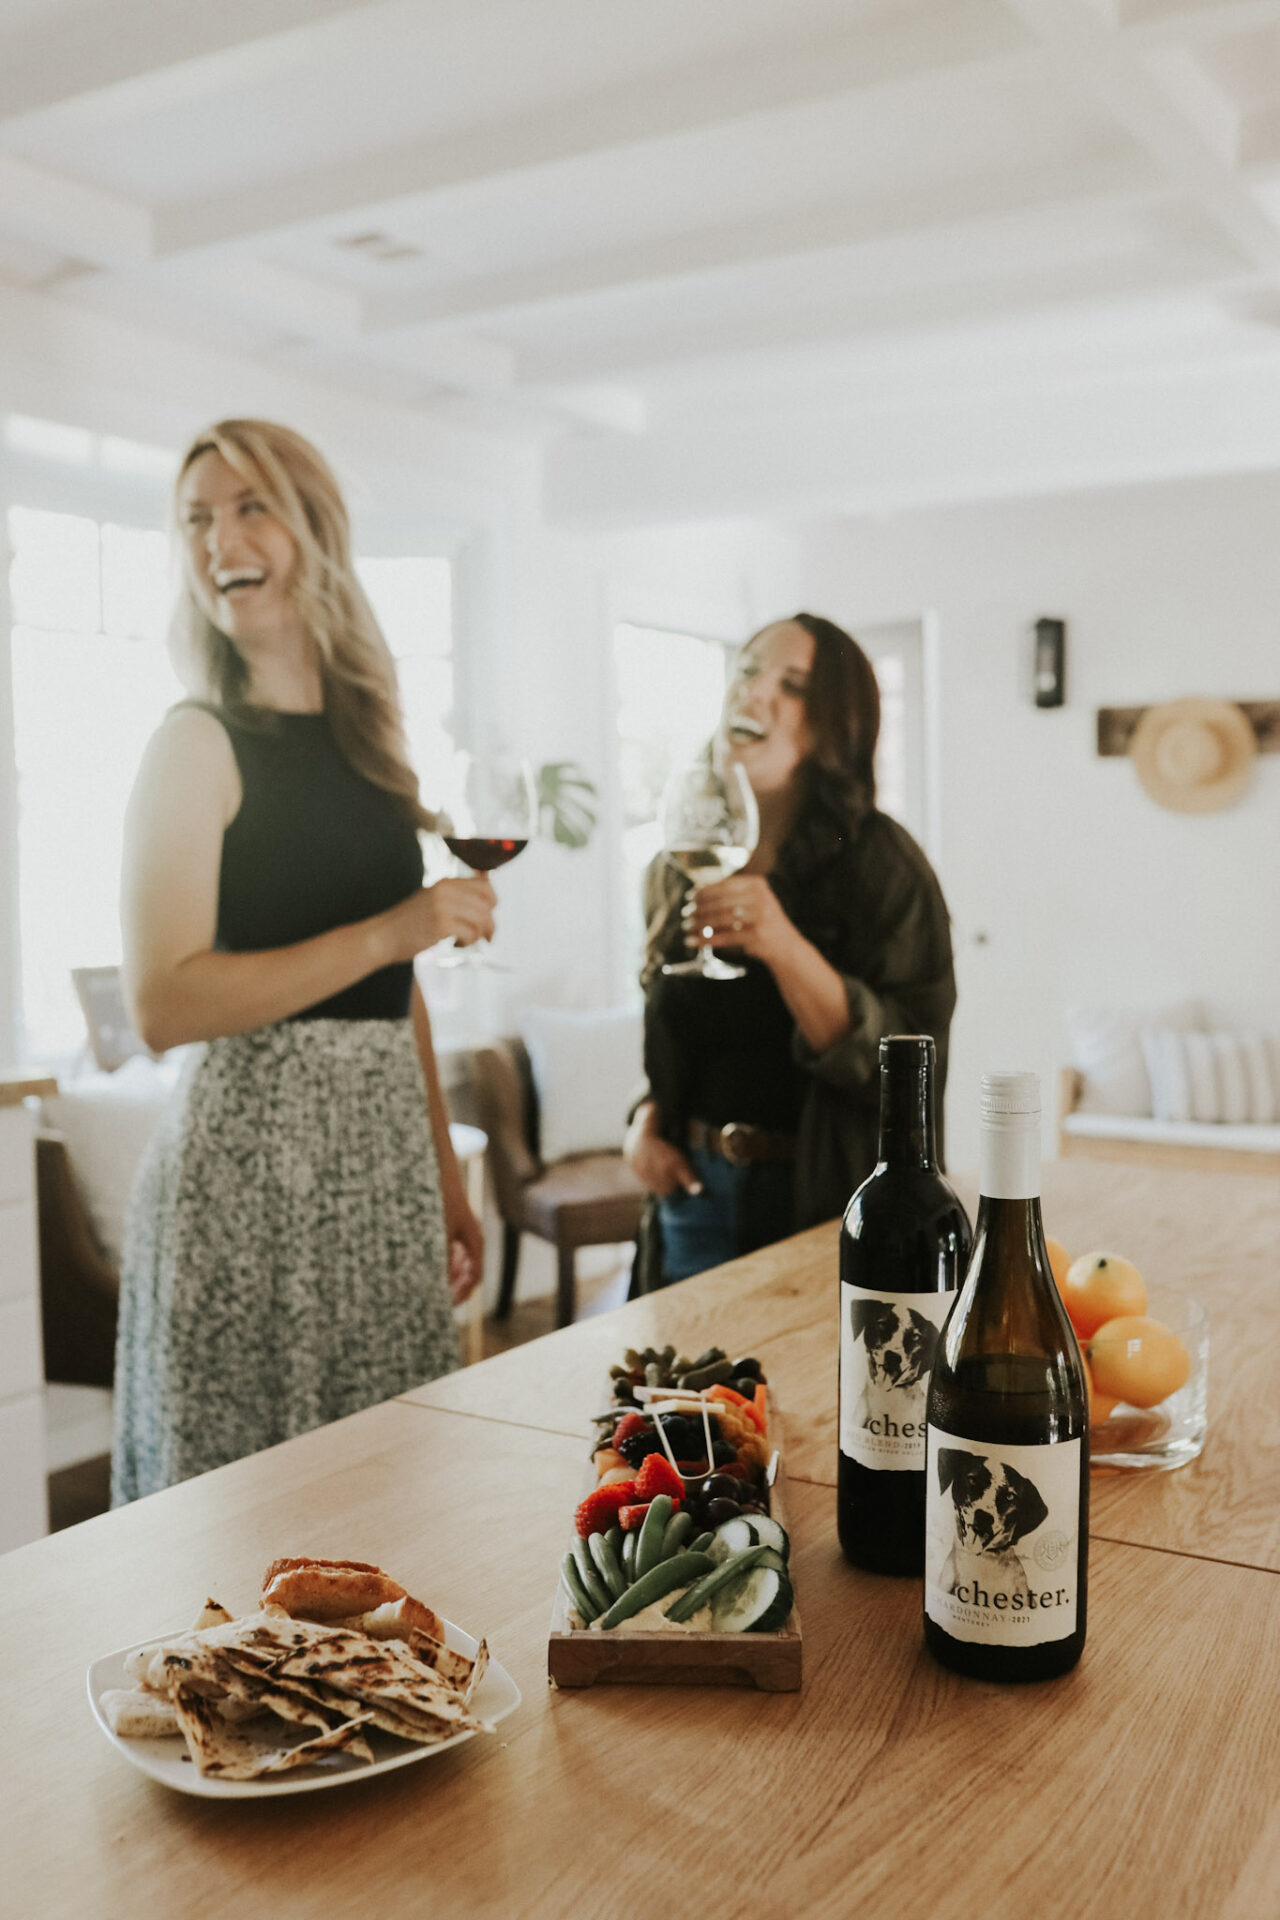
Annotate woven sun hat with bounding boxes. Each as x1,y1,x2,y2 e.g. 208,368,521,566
1129,697,1256,813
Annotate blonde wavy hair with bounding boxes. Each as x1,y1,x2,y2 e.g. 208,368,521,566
172,417,433,829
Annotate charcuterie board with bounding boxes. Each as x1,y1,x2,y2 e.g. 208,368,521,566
548,1346,802,1692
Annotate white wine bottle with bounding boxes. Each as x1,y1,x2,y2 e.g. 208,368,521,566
923,1072,1088,1681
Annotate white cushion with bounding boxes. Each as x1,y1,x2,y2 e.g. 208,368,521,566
1182,1032,1219,1123
41,1055,183,1267
1138,1027,1280,1127
1210,1033,1249,1126
1064,1001,1201,1117
1140,1027,1192,1124
1239,1033,1277,1124
518,1006,642,1163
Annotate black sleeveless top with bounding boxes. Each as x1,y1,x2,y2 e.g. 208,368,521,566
190,703,423,1020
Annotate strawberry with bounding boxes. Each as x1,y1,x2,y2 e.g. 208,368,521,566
618,1502,652,1530
611,1411,649,1450
634,1452,684,1503
575,1480,636,1537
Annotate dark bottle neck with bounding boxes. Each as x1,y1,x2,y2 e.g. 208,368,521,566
878,1058,938,1169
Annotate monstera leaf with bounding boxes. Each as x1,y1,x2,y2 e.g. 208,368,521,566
537,761,598,849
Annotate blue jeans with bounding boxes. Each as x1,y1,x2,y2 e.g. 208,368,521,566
656,1146,796,1285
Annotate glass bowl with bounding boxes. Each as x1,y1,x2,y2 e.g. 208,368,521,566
1086,1287,1208,1471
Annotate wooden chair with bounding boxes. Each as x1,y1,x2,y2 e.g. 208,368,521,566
468,1037,645,1330
36,1130,119,1388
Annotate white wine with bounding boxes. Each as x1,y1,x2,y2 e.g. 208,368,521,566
838,1035,971,1575
923,1072,1088,1681
668,845,751,884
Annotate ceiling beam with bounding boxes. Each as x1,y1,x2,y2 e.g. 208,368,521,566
510,238,1237,386
361,155,1150,335
0,0,393,124
0,153,152,263
150,0,1027,255
1113,0,1280,39
1001,0,1280,269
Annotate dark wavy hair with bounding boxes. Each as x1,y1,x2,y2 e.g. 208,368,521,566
765,611,879,896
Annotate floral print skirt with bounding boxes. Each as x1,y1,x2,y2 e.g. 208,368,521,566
111,1017,458,1505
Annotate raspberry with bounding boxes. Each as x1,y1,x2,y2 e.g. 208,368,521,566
634,1453,685,1503
575,1480,636,1537
612,1411,649,1450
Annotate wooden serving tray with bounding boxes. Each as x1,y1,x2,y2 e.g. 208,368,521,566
548,1406,803,1692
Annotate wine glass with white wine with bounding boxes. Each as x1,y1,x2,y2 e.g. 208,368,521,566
659,756,759,980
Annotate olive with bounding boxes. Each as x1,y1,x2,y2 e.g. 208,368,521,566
705,1498,740,1526
700,1474,743,1503
734,1376,760,1400
732,1357,762,1380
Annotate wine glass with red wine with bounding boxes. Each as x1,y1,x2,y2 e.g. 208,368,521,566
431,750,538,968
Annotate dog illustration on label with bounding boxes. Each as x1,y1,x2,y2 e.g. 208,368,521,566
847,1298,939,1438
935,1450,1049,1608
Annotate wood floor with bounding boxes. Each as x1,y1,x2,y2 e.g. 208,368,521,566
45,1256,633,1533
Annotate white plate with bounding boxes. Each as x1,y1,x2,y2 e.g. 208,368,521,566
87,1619,521,1799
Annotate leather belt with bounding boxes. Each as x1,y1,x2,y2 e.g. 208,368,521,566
686,1118,798,1167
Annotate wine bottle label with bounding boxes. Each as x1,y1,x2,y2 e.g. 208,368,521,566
839,1283,955,1471
924,1429,1081,1645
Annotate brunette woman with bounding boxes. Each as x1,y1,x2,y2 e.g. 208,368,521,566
624,613,956,1288
111,419,495,1502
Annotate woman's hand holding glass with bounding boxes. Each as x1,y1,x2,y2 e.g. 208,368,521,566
384,873,496,963
680,872,797,971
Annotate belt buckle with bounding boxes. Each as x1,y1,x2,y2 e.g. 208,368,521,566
718,1121,753,1166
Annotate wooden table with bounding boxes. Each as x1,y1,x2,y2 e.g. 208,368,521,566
2,1158,1278,1917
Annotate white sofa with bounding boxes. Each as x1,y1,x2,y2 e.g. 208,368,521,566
1058,1006,1280,1174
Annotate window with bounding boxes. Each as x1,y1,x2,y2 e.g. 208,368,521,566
354,556,454,803
4,468,454,1064
8,504,180,1061
611,616,928,995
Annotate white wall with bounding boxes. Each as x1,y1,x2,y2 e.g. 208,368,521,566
552,468,1280,1174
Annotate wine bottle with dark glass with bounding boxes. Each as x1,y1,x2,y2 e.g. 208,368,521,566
838,1034,972,1575
924,1071,1088,1682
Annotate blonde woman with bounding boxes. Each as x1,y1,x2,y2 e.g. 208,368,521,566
111,419,495,1503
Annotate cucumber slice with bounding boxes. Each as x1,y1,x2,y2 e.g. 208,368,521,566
707,1517,757,1564
744,1515,789,1561
664,1545,767,1623
711,1565,794,1634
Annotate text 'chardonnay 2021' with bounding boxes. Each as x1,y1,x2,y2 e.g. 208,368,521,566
924,1071,1088,1681
838,1035,972,1576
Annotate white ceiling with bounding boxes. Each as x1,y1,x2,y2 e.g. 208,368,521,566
6,0,1280,521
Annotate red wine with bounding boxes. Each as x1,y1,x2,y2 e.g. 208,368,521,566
838,1035,971,1575
444,836,527,872
924,1072,1088,1683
